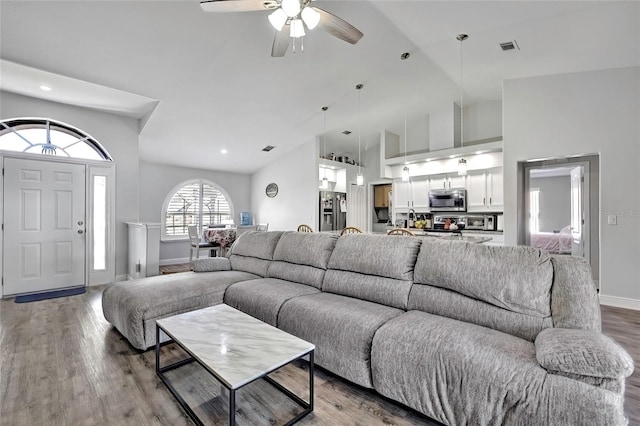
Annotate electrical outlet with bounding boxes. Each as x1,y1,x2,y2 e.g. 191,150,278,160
607,215,617,225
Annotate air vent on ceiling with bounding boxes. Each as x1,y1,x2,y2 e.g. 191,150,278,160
262,145,275,152
499,40,520,51
342,130,352,135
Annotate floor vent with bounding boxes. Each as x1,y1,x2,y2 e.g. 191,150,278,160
262,145,275,152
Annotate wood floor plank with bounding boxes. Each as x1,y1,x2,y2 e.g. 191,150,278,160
0,286,637,425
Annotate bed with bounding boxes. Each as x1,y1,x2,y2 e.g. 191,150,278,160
530,226,573,254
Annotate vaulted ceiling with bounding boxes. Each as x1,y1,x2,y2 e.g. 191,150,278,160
1,1,638,173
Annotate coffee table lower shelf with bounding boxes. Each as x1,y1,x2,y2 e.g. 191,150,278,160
155,325,314,426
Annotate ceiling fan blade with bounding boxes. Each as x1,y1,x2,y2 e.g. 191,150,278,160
200,0,278,13
271,24,291,57
314,7,363,45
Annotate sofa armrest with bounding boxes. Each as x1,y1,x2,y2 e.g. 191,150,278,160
535,328,634,379
192,257,231,272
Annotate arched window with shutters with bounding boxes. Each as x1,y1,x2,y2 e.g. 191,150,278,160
162,180,234,240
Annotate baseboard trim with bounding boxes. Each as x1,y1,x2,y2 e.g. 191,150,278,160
599,294,640,310
160,257,190,266
116,274,129,282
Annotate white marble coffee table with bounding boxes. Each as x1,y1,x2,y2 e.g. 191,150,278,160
155,304,315,426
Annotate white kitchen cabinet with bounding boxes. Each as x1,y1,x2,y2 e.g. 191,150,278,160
412,179,430,209
393,181,413,210
429,173,466,190
466,168,503,212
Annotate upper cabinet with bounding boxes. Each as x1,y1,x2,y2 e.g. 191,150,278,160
393,178,430,211
429,173,466,190
466,168,503,212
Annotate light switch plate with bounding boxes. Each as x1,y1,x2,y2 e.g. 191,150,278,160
607,215,617,225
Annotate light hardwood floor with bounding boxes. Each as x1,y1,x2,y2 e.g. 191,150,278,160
0,286,637,425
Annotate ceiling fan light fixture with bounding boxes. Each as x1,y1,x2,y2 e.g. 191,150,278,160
268,8,288,31
301,7,320,30
290,18,305,38
281,0,301,18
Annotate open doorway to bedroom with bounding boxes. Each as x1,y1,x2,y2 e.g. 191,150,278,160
520,155,600,289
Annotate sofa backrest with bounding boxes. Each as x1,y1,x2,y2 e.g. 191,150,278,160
322,234,421,309
410,239,555,341
227,231,284,277
267,231,339,288
549,255,601,331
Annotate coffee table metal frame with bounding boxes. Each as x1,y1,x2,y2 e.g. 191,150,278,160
155,323,314,426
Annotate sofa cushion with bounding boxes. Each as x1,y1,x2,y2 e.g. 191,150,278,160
371,311,626,426
322,234,421,309
227,231,284,276
414,239,553,317
273,231,338,269
278,292,403,388
228,230,284,260
224,278,320,326
101,270,259,350
407,284,553,342
267,232,339,288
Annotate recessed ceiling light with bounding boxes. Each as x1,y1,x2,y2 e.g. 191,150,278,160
40,85,52,91
220,149,228,154
400,52,410,60
342,130,352,135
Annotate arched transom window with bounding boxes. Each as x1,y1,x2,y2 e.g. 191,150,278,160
163,180,233,239
0,118,112,161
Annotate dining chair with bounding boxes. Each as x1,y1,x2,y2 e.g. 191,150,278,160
297,224,313,233
387,228,415,236
340,226,363,235
256,223,269,232
188,225,219,263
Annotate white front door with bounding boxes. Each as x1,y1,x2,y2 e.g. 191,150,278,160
3,158,86,295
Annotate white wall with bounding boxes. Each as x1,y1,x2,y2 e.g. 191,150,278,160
503,66,640,307
464,100,502,142
138,161,251,263
530,175,571,232
251,139,317,231
1,91,139,279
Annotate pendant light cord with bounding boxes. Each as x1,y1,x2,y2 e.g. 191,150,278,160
457,34,468,148
356,84,363,177
404,112,407,162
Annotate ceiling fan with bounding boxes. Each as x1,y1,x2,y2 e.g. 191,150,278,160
200,0,364,57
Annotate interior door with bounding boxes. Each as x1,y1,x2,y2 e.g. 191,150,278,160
570,166,584,257
3,158,86,295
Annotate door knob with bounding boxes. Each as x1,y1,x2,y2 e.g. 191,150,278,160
78,230,84,234
78,221,84,226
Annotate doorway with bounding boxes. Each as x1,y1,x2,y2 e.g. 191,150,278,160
521,155,600,287
3,157,86,295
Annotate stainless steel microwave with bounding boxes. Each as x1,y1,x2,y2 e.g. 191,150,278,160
428,189,467,212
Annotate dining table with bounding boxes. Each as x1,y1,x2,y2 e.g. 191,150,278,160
203,227,237,256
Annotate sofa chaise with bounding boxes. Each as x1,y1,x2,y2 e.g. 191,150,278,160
102,230,634,425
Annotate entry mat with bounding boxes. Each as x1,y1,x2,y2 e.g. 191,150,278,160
15,287,86,303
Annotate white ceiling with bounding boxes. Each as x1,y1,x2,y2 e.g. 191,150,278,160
1,1,638,173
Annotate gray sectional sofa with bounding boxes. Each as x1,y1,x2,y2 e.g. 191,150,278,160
102,230,634,425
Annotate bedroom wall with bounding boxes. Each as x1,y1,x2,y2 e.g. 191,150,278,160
530,175,571,232
503,66,640,309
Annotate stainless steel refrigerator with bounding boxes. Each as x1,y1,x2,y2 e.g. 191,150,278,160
319,191,347,232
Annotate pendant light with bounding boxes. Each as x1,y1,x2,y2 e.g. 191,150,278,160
457,34,468,176
356,83,364,186
401,112,410,182
321,106,329,189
